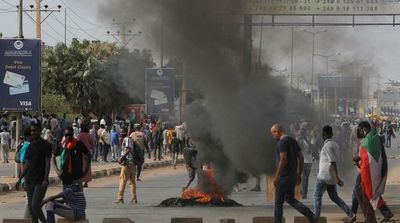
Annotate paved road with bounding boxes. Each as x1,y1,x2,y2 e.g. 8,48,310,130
0,139,399,222
1,163,399,223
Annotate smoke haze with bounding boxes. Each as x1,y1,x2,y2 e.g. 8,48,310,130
98,0,315,192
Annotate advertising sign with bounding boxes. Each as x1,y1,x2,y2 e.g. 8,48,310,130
0,39,41,111
221,0,400,15
145,68,175,118
124,104,146,124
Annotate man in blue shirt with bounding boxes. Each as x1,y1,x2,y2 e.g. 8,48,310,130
271,124,315,223
110,125,120,162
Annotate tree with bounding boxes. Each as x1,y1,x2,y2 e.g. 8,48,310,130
42,39,156,121
41,93,72,114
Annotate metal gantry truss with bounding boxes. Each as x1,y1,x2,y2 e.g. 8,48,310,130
245,14,400,26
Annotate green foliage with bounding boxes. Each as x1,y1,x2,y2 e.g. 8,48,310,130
41,94,72,114
42,40,156,118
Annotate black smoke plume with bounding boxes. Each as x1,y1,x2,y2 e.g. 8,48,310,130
98,0,315,193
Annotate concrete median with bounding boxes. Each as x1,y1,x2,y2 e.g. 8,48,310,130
57,219,88,223
220,219,235,223
294,216,327,223
253,216,284,223
171,218,203,223
2,220,31,223
102,218,134,223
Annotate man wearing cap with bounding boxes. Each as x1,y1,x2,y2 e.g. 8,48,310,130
130,124,149,181
114,128,138,204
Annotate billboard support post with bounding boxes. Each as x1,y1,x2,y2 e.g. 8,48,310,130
15,0,24,178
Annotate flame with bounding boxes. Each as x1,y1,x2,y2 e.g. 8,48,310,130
181,168,225,203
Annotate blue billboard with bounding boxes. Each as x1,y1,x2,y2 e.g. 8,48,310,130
0,39,41,111
145,68,175,118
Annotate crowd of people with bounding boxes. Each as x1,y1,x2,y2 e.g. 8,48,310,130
1,111,398,222
270,117,396,223
0,112,193,223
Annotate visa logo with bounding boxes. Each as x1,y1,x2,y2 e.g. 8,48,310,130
19,101,32,106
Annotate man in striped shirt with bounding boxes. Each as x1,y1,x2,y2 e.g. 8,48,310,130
41,184,86,223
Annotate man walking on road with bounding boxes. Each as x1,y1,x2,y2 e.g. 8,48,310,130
270,124,315,223
351,121,394,223
313,125,355,222
296,123,312,199
53,127,90,189
16,124,52,223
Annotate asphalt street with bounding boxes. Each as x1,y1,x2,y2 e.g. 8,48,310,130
0,139,399,223
0,162,399,223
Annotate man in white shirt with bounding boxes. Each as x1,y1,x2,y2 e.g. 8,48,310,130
297,124,312,199
0,128,11,163
313,125,354,222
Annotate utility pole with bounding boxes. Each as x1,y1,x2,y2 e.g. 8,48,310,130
301,29,327,107
290,27,294,90
160,4,165,68
36,0,41,39
64,8,67,44
107,19,142,48
258,16,263,69
107,19,139,48
243,15,252,76
15,0,24,179
24,3,62,40
18,0,24,38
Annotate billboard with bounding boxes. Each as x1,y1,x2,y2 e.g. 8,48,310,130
221,0,400,15
0,39,41,111
145,68,175,118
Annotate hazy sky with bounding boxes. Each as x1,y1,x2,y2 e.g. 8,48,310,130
1,0,399,89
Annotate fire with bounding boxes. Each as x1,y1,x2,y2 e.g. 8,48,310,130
181,168,225,203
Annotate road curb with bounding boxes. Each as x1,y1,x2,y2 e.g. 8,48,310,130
0,159,183,194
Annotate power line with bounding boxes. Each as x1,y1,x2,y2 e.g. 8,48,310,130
63,24,112,32
65,12,98,40
44,20,65,39
50,14,82,41
26,14,61,43
0,0,15,7
0,10,17,13
0,5,16,11
59,0,110,29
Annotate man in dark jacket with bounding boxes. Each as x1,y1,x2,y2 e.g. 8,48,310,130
183,140,197,190
52,127,90,190
150,125,163,161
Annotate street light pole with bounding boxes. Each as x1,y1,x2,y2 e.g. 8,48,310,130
290,27,294,90
18,0,23,38
311,32,315,95
301,29,327,107
314,52,341,75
